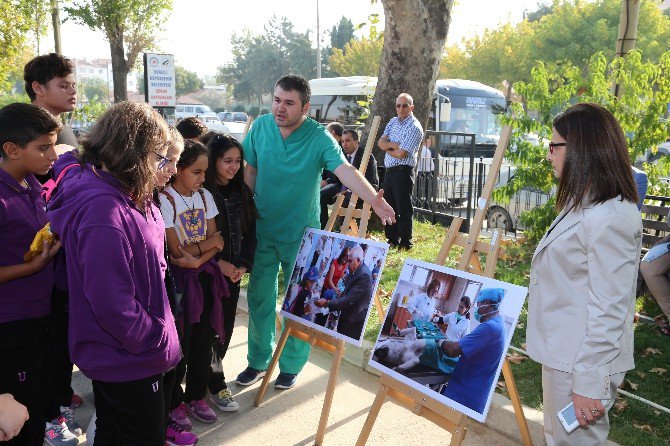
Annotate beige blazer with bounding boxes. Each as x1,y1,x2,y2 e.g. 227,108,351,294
526,197,642,400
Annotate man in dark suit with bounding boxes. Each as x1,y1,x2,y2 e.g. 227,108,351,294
320,129,379,228
314,245,373,340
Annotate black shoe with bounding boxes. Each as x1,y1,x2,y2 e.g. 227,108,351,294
398,243,413,251
387,240,400,248
274,372,297,390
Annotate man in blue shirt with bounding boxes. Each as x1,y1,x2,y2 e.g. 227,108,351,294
438,288,506,414
378,93,423,250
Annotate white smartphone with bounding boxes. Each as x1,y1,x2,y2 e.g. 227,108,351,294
557,400,609,433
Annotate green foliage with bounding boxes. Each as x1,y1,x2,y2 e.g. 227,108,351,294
248,106,260,119
232,104,246,112
79,78,110,102
260,108,269,115
175,66,203,96
217,17,318,103
0,1,41,93
444,0,670,88
65,0,172,100
499,50,670,237
329,13,383,77
70,96,109,126
330,16,355,50
0,93,31,109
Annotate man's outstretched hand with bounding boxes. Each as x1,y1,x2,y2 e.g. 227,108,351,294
371,189,396,226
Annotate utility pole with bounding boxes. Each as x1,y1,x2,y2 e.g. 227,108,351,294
316,0,321,78
612,0,641,98
51,0,62,54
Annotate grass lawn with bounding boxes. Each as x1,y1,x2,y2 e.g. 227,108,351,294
361,219,669,446
265,219,668,445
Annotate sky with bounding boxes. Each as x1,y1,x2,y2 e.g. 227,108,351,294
51,0,546,78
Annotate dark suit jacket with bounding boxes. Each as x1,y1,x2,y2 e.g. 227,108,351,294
327,263,373,339
350,145,379,190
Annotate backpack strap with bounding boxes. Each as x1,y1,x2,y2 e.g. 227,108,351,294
43,162,80,203
160,190,177,225
198,189,208,214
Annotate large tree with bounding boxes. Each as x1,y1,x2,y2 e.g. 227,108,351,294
364,0,453,155
330,16,355,50
217,17,317,103
175,66,203,96
329,35,383,77
65,0,172,102
443,0,670,90
0,1,39,93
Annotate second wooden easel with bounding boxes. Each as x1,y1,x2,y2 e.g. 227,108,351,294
255,117,382,446
356,125,533,446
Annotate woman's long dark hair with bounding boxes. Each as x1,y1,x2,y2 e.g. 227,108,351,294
336,246,350,264
552,103,637,209
204,133,258,232
460,296,471,320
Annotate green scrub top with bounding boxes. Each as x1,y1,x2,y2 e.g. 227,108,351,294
243,114,346,243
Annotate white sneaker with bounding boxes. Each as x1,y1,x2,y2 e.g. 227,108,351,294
210,388,240,412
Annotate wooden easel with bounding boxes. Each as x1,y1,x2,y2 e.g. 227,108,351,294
254,117,382,446
356,126,533,446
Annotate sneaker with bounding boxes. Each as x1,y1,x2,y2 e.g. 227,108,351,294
54,406,83,436
186,399,217,423
274,372,297,390
44,421,79,446
235,367,266,386
166,420,198,446
70,393,84,408
210,388,239,412
169,403,193,432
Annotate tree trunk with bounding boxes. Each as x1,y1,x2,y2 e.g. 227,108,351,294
362,0,453,232
109,32,129,102
364,0,454,162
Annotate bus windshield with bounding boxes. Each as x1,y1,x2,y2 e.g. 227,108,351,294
440,103,505,145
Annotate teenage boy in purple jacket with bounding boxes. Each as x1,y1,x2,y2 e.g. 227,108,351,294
0,103,63,445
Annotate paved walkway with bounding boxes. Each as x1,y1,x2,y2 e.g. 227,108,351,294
68,295,617,445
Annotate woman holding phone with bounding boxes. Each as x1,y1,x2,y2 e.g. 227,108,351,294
526,103,642,445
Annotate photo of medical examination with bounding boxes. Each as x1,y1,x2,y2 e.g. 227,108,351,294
369,259,527,422
280,228,389,346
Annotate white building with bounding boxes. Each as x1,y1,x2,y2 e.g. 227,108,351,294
73,58,140,100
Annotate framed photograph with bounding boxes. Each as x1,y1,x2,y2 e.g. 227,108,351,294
280,228,389,346
368,258,528,422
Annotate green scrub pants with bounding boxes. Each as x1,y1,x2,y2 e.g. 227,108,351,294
246,235,310,374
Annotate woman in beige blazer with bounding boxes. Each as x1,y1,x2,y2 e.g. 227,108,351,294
526,103,642,446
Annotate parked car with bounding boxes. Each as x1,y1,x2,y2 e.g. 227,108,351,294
224,121,248,141
220,111,249,123
175,103,219,121
486,167,552,232
200,116,231,134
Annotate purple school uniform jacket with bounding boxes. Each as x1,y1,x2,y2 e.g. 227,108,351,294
0,169,53,323
48,153,180,382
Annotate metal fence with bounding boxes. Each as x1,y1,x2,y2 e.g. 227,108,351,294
412,130,552,234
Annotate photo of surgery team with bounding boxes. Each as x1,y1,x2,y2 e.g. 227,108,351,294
280,228,389,346
370,259,527,422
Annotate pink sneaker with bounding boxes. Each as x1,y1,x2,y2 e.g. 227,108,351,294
186,399,217,423
166,420,198,446
169,403,193,431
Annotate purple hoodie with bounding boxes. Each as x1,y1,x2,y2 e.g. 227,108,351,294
47,153,181,382
0,168,53,323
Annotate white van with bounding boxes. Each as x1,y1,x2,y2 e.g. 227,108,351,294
175,103,220,122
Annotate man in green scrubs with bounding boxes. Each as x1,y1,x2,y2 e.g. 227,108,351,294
238,75,395,389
